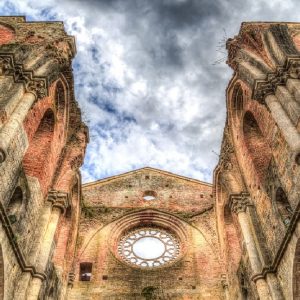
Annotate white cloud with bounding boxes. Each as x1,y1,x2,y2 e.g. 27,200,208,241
2,0,300,183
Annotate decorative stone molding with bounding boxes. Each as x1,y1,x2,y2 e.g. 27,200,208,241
0,200,46,280
251,198,300,282
109,209,188,270
221,274,228,289
229,192,251,214
0,54,48,99
47,190,69,213
219,127,234,170
68,272,75,286
253,57,300,103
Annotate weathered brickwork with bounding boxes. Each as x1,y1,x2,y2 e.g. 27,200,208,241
0,17,299,300
216,22,300,299
0,16,87,300
68,168,223,299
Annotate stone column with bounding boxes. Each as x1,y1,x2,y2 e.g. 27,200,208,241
13,201,53,300
265,94,300,151
26,191,69,300
275,86,300,126
286,78,300,104
265,272,285,300
0,92,35,163
229,193,271,300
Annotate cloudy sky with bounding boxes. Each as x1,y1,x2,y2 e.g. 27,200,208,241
1,0,299,183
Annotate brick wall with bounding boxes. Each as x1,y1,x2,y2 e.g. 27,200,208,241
68,168,224,299
0,24,14,45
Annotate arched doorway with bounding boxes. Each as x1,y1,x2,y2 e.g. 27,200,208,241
293,238,300,299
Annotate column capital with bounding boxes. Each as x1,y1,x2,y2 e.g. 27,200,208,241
253,57,300,103
229,192,252,214
47,190,69,213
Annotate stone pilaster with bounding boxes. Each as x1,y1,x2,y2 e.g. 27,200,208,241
26,191,69,300
229,193,272,300
265,94,300,151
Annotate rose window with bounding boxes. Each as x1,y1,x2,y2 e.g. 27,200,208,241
118,228,180,268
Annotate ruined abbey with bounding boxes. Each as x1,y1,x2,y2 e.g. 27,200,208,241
0,16,299,300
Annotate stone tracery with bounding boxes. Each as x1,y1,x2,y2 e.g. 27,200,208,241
118,227,180,268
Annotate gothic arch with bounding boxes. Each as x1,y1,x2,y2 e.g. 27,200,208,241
53,78,70,143
231,83,244,122
23,108,55,188
55,81,66,117
293,238,300,299
243,111,272,180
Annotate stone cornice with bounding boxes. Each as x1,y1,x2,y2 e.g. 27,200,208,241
252,56,300,103
0,54,48,99
229,192,252,214
0,200,46,280
47,190,69,213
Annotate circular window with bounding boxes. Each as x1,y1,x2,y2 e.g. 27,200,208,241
118,228,180,268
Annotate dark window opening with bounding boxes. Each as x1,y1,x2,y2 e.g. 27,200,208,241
142,190,157,201
7,186,23,222
80,262,92,281
275,187,293,226
240,273,248,300
241,287,248,300
65,206,72,219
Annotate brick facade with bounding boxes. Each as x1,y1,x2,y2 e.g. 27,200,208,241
0,16,88,300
